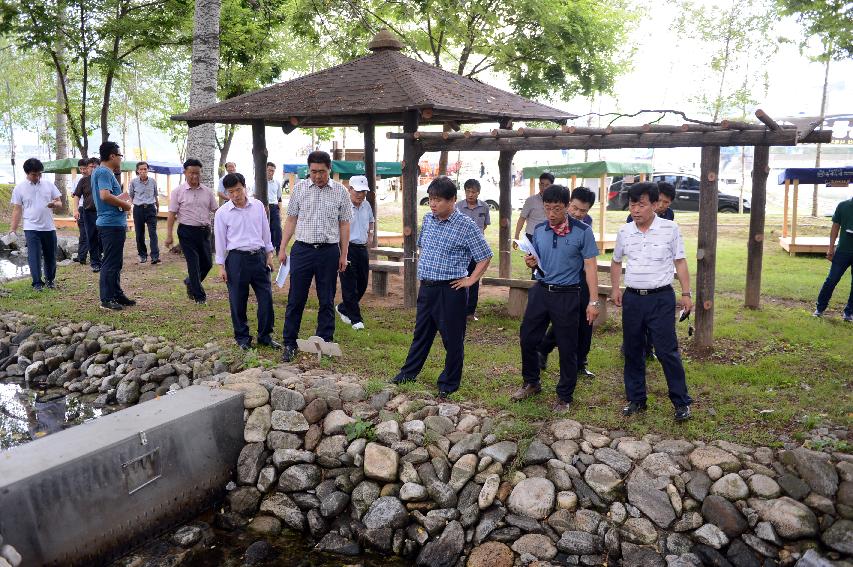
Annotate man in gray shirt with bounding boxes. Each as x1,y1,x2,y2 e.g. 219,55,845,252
456,178,490,320
129,161,160,264
515,172,554,241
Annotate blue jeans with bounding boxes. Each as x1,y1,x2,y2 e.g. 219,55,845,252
24,230,57,288
816,249,853,317
282,241,339,348
98,226,126,303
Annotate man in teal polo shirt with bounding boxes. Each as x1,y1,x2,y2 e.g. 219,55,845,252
815,197,853,321
91,141,134,311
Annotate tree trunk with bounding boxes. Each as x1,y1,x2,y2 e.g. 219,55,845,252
217,124,237,176
437,123,450,175
186,0,220,188
812,54,831,217
5,79,16,183
54,42,69,214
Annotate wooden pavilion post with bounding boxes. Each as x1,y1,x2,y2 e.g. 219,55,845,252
362,121,378,247
570,175,577,189
782,179,790,238
498,147,516,278
791,178,799,253
745,145,769,309
529,177,535,196
695,146,720,349
401,110,421,308
252,121,268,206
598,173,606,250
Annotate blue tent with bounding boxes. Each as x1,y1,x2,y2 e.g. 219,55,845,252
778,167,853,185
146,161,184,175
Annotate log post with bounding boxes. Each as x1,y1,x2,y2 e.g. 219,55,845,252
695,145,720,350
598,173,606,250
570,175,577,189
402,110,421,308
252,121,268,206
791,178,799,252
363,121,378,247
745,145,769,309
498,145,516,278
782,179,790,238
529,177,535,196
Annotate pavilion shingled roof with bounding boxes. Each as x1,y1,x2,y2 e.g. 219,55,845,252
173,31,575,127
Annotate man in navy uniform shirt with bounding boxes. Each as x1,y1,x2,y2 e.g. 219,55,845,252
391,176,492,399
513,185,600,412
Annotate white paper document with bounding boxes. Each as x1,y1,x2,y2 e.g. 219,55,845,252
512,236,545,276
275,260,289,288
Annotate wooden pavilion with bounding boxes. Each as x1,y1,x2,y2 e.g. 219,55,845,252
175,31,831,349
777,167,853,255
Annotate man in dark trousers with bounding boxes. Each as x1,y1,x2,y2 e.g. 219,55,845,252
455,178,490,321
215,173,279,350
336,175,374,331
73,157,102,272
260,161,283,253
72,158,89,265
391,176,492,399
814,196,853,321
91,142,134,310
129,161,160,264
611,182,693,422
164,158,219,304
512,185,599,412
278,151,352,362
537,186,598,378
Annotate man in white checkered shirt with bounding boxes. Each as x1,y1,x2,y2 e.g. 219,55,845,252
278,150,352,362
611,182,694,423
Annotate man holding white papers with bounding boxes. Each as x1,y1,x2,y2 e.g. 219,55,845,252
214,173,279,351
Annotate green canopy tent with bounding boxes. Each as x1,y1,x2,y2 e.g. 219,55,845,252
42,158,141,174
520,160,653,251
283,160,402,180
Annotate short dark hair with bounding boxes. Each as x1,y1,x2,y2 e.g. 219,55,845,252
222,172,246,190
542,184,570,205
307,150,331,169
136,161,149,172
463,179,481,191
657,181,675,201
628,182,659,203
77,158,88,168
426,176,457,200
571,186,596,207
539,172,555,183
99,141,121,162
23,158,44,174
183,158,203,169
266,161,276,169
88,157,100,166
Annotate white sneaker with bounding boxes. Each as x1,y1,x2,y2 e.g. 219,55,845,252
843,313,853,322
352,322,365,330
812,309,824,318
335,304,352,325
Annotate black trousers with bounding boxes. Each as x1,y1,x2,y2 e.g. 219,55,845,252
98,226,126,303
177,224,212,301
622,288,691,408
269,204,282,254
539,273,592,369
338,244,369,324
520,283,580,403
81,209,101,268
283,241,339,348
76,206,89,262
465,259,480,315
133,203,159,260
394,281,468,393
225,250,274,346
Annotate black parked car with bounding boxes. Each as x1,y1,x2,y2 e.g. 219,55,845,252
606,172,750,213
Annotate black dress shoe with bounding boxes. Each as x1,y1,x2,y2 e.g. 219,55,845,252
238,343,252,351
438,390,452,400
100,300,123,311
537,351,548,370
115,295,136,306
577,367,596,379
259,339,282,349
151,258,161,265
675,405,692,422
622,400,648,417
282,346,298,362
46,281,56,289
391,374,416,385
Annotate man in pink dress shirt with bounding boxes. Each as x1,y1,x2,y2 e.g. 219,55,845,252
164,158,219,304
215,173,279,350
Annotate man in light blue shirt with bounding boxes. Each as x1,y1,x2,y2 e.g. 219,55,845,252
391,176,492,399
336,175,375,330
263,161,283,253
91,141,135,310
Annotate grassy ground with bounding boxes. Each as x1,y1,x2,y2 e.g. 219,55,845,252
0,206,850,448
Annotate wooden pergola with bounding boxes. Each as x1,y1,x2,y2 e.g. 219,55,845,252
387,110,830,348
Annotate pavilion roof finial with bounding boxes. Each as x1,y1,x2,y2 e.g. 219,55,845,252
368,29,403,52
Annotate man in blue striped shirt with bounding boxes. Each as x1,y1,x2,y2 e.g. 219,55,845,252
391,176,492,398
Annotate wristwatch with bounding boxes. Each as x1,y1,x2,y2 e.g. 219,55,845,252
589,300,600,307
681,291,692,297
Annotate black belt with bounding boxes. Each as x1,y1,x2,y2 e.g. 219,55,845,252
179,223,210,231
540,283,581,293
421,279,455,287
230,248,265,256
350,243,367,248
626,285,673,296
296,241,336,249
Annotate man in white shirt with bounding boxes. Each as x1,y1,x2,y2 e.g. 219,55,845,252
8,158,62,290
217,162,237,201
260,161,283,253
611,182,693,422
514,172,554,241
336,175,375,330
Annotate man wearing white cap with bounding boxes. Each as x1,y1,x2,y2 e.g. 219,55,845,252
336,175,375,330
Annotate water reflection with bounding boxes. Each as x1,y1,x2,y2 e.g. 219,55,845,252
0,383,105,450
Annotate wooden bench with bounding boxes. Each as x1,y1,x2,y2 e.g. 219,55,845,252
481,277,617,327
369,246,405,262
369,260,403,297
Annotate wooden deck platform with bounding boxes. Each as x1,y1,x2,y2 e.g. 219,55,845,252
779,236,836,256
